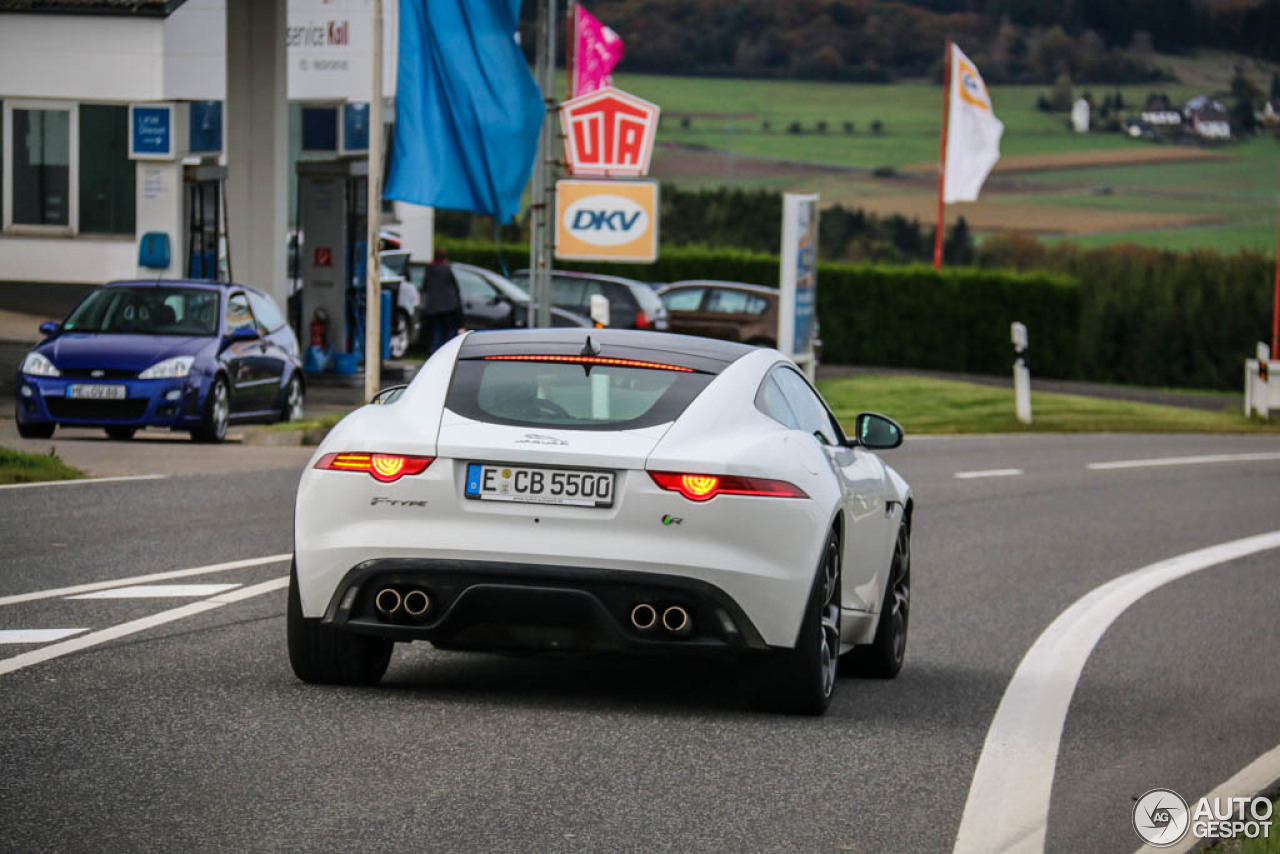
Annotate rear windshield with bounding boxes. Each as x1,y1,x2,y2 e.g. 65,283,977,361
63,286,220,336
446,358,713,430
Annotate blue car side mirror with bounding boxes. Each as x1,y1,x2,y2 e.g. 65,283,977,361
228,326,261,343
38,321,60,336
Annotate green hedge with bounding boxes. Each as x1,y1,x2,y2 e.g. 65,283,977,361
438,238,1271,389
440,239,1083,379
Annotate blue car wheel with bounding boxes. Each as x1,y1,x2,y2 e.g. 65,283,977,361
192,376,229,443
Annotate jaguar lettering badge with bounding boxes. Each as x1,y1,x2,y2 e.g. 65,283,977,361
370,497,428,508
516,434,569,446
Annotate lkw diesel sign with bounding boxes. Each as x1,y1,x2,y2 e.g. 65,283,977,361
560,87,661,177
555,179,659,263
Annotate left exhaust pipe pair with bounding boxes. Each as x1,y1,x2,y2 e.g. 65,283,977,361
630,603,693,637
375,586,431,621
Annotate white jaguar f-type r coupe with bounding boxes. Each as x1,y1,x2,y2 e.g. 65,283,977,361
290,329,912,714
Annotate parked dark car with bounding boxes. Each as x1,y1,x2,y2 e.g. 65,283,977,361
657,280,780,347
405,262,590,331
15,280,304,443
510,269,669,331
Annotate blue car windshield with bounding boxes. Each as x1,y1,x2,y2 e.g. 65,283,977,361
63,287,220,336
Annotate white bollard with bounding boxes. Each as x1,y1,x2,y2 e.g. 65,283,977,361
1011,322,1032,425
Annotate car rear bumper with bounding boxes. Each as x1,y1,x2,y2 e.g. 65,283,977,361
320,558,769,654
15,373,206,429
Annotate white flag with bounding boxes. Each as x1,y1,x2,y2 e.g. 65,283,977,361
943,44,1004,204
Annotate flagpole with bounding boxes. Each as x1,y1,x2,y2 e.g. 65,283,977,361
566,0,578,99
364,0,384,401
1272,194,1279,360
933,40,952,270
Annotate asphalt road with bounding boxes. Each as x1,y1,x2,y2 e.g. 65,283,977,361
1,433,1278,853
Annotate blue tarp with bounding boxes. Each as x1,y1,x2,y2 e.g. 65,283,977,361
386,0,543,224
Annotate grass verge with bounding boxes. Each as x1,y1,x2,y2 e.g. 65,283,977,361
817,375,1280,435
1198,798,1280,854
0,445,87,485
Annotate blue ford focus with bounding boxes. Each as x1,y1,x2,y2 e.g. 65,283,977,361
15,280,304,443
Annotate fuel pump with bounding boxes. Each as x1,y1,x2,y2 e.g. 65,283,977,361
296,159,369,372
183,162,227,280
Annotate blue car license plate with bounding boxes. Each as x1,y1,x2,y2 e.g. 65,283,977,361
68,384,127,400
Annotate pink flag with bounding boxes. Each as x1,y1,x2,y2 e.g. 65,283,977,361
574,6,625,98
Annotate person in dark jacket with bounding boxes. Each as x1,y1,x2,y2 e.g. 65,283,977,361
421,249,465,355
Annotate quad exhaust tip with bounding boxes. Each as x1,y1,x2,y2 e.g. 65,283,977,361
402,589,431,618
374,587,402,616
662,605,692,636
630,603,658,631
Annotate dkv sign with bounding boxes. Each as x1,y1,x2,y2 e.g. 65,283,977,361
556,180,659,263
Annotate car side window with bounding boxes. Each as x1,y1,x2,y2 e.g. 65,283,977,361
774,367,839,445
247,291,286,332
745,294,770,315
551,277,586,307
705,289,753,314
755,374,800,429
225,293,256,334
603,282,635,309
455,269,494,304
662,287,705,311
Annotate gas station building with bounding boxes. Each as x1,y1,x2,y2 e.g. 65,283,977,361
0,0,431,321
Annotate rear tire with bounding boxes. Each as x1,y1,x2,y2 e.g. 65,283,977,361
744,529,841,715
844,521,910,679
287,563,392,686
192,376,229,443
105,427,136,441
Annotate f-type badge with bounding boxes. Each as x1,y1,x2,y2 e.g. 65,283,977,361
516,434,568,446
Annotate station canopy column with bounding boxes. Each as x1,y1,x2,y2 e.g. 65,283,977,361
225,0,289,305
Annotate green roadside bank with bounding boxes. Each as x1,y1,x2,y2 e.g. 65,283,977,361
0,446,87,485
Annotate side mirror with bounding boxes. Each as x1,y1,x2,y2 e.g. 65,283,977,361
228,325,261,343
854,412,904,450
371,385,407,405
39,321,60,336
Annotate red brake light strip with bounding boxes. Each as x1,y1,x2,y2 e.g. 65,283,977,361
649,471,808,502
315,452,435,483
482,354,694,372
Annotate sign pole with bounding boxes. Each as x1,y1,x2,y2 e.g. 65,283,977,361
364,0,384,402
566,0,578,100
933,40,952,270
528,0,557,329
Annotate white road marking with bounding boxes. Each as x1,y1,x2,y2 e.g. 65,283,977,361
954,468,1024,479
0,474,166,491
68,583,242,600
1088,452,1280,471
0,629,90,644
1132,742,1280,854
0,553,291,608
953,530,1280,854
0,576,289,677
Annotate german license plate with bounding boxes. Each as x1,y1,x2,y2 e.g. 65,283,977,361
68,384,127,400
464,463,615,508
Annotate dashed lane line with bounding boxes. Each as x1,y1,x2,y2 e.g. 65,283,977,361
1088,452,1280,471
0,629,90,644
954,469,1024,479
68,583,243,600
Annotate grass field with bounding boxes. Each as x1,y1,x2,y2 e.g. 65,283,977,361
613,69,1280,254
0,446,86,485
816,375,1280,435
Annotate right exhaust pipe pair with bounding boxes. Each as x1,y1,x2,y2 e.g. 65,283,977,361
630,603,692,637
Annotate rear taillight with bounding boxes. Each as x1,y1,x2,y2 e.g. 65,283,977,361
315,452,434,483
635,310,652,330
648,471,808,502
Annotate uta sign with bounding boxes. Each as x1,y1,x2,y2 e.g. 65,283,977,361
560,87,660,177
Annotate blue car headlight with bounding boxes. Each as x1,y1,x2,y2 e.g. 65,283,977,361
21,352,60,377
139,356,195,379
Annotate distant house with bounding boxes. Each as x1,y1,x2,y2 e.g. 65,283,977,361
1184,95,1231,140
1140,95,1182,127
